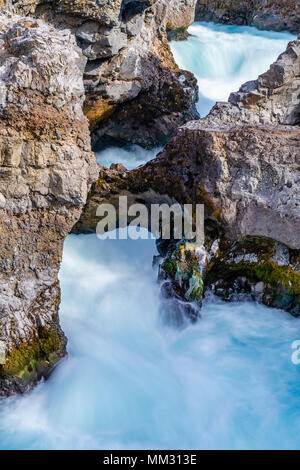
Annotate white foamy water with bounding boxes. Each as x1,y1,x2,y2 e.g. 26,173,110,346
0,233,300,450
170,22,295,116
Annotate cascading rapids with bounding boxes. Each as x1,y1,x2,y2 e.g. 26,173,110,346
0,23,299,451
170,22,295,117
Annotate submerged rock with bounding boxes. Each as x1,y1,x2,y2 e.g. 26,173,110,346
0,14,98,396
166,0,197,40
77,35,300,317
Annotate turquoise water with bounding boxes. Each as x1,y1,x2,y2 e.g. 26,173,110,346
170,22,295,116
95,145,162,170
0,24,299,450
0,233,300,450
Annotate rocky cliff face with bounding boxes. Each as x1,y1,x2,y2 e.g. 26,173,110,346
0,0,299,396
3,0,199,148
77,34,300,317
196,0,300,34
0,13,98,396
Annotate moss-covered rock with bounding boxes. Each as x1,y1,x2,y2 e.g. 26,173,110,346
206,236,300,316
159,236,299,318
3,328,62,377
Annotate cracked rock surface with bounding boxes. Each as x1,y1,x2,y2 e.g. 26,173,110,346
2,0,199,148
77,35,300,316
196,0,300,34
0,13,98,396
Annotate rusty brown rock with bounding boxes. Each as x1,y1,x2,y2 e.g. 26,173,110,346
2,0,199,148
0,13,98,396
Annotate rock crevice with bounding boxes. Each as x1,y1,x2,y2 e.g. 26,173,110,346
196,0,300,34
77,34,300,318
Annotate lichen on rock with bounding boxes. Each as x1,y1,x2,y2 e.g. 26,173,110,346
2,0,200,148
160,241,211,303
206,236,300,316
0,0,299,400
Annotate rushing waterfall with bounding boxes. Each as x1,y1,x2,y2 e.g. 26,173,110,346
170,22,295,117
0,24,298,450
1,233,300,450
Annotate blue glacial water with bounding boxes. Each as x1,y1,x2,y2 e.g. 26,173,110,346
170,22,295,117
0,233,300,450
0,24,299,450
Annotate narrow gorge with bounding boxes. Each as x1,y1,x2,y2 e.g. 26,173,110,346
0,0,299,451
